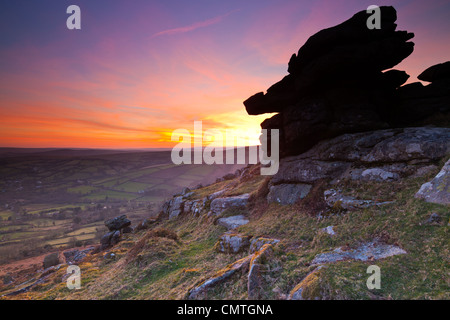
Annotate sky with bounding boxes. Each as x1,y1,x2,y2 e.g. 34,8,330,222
0,0,449,149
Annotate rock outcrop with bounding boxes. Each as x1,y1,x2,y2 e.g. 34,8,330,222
63,247,95,265
288,241,407,300
105,215,131,232
188,238,279,299
244,6,449,158
324,189,394,211
268,127,449,202
215,233,252,254
100,215,133,250
415,159,450,205
310,241,407,266
210,194,250,216
288,266,325,300
188,255,253,299
216,215,249,230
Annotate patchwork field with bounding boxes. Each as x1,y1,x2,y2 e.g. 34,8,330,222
0,148,244,264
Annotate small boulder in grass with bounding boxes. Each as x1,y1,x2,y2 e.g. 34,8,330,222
43,252,60,269
425,213,442,225
105,215,131,231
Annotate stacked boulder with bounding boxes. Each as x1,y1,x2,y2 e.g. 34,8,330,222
100,215,131,250
244,6,448,158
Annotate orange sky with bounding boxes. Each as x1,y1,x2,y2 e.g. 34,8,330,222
1,0,449,149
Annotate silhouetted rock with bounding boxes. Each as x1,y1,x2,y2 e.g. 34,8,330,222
244,6,449,158
395,62,450,125
418,61,450,82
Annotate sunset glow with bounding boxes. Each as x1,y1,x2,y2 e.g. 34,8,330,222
1,0,450,149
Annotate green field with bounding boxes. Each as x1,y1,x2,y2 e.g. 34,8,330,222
0,149,244,264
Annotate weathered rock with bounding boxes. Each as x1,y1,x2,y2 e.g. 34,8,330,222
425,212,442,225
43,252,60,269
104,252,116,260
267,183,311,204
188,255,253,299
311,241,407,265
210,194,250,216
249,238,280,254
105,215,131,231
134,218,157,232
169,196,184,219
288,266,325,300
63,247,95,265
100,230,121,250
110,230,121,246
415,159,450,205
320,226,336,236
271,127,450,185
324,189,394,211
100,231,114,250
183,199,204,217
272,158,350,185
215,233,252,254
217,215,249,230
122,226,133,234
181,187,191,196
361,168,399,181
247,243,274,299
360,128,450,163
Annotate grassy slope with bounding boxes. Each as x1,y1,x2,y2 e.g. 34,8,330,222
2,160,449,300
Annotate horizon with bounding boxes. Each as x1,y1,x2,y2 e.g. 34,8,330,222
1,0,450,149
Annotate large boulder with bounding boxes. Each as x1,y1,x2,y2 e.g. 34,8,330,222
210,194,250,216
43,252,61,269
216,215,249,230
105,215,131,231
100,230,121,250
244,7,449,158
418,61,450,82
267,183,311,205
215,233,252,254
271,127,450,185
